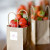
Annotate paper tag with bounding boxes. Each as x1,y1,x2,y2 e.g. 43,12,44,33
10,31,18,40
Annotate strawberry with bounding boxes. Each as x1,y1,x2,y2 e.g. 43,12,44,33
20,25,28,28
31,14,34,19
43,17,48,20
28,1,33,8
17,5,27,14
28,22,31,26
34,6,40,13
44,0,49,5
10,19,18,27
20,5,27,10
19,18,27,26
9,25,11,27
15,14,22,20
37,10,45,18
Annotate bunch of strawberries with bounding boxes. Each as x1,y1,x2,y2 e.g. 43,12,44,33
9,1,49,27
31,5,48,21
31,0,49,21
9,5,30,28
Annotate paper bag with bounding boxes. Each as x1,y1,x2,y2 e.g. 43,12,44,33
7,10,28,50
36,20,49,44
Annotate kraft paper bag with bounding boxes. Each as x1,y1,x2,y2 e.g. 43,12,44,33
31,19,36,45
36,20,49,44
31,20,50,45
7,26,27,50
7,10,28,50
31,5,50,45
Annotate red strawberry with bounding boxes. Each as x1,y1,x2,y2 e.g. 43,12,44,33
15,14,22,20
34,6,40,13
9,25,11,27
43,17,48,20
44,0,49,5
20,5,25,9
17,5,27,14
28,22,31,26
31,14,37,20
37,10,45,18
19,18,27,26
20,25,28,28
31,14,34,19
10,20,18,27
28,1,33,8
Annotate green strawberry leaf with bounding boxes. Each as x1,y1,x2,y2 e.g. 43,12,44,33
14,19,17,22
37,17,42,21
14,19,19,22
20,12,23,16
40,10,45,16
25,17,28,21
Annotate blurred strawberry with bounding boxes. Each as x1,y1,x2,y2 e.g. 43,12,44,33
34,16,37,21
28,1,33,8
17,5,27,14
28,22,31,26
31,14,37,20
10,19,18,27
31,14,34,19
20,25,28,28
20,5,27,10
19,18,27,26
37,10,45,18
15,14,22,20
40,0,49,6
9,25,11,27
43,17,48,20
40,1,43,5
44,0,49,5
34,6,40,13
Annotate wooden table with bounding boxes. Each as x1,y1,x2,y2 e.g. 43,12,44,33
4,44,50,50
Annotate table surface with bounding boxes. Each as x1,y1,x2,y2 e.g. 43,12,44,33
4,44,50,50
